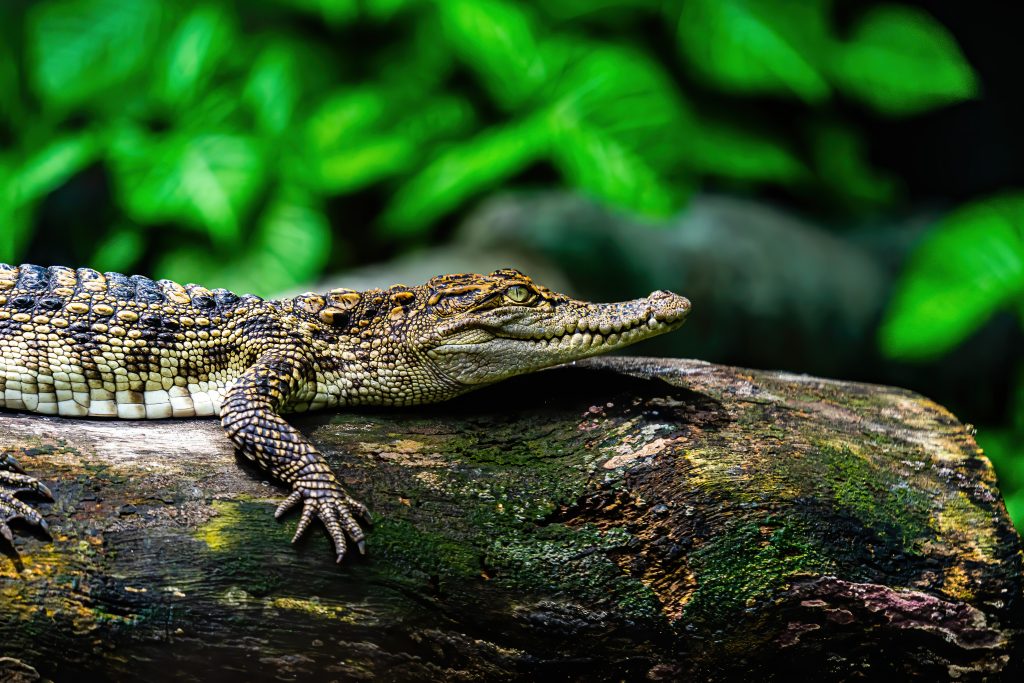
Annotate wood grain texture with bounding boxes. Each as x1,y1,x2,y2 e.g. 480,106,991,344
1,357,1021,682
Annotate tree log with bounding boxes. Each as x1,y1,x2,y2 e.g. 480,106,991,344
0,357,1021,682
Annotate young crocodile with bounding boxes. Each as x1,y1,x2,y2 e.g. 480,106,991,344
0,264,690,562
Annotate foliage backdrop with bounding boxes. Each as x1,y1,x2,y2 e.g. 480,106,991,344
1,0,1022,525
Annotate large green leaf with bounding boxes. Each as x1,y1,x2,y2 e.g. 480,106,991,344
831,5,977,115
306,87,395,152
244,42,301,136
364,0,421,21
28,0,162,107
0,133,99,262
257,185,332,286
0,161,33,263
880,195,1024,359
12,132,99,204
315,138,416,193
157,3,236,107
536,0,664,21
1015,366,1024,434
383,116,549,234
91,225,146,274
548,40,694,173
109,127,265,245
676,0,831,103
0,42,25,128
549,108,683,218
265,0,359,26
439,0,548,109
393,95,476,145
683,119,805,183
305,91,474,193
975,427,1024,532
155,185,331,296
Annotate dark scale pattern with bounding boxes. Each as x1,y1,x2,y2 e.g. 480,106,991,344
0,263,690,562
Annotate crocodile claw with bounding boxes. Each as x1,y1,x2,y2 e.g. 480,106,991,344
275,480,370,563
0,456,53,551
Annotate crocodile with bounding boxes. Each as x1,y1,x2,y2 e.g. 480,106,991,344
0,264,690,562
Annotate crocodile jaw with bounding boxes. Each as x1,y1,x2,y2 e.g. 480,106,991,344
425,290,690,385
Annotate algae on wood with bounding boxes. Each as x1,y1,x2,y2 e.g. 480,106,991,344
0,357,1021,681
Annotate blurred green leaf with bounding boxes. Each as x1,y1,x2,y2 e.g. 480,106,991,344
267,0,358,26
28,0,162,107
880,195,1024,359
394,95,477,144
550,108,684,218
684,119,805,183
257,185,333,285
1015,366,1024,433
0,133,98,262
383,116,549,234
0,161,34,264
831,5,977,115
91,225,146,273
157,3,235,107
0,204,33,265
676,0,831,103
244,42,300,136
364,0,420,21
0,42,25,127
306,87,394,152
12,132,98,204
156,185,330,295
110,127,265,244
439,0,548,109
536,0,664,21
315,138,417,193
305,88,476,194
976,428,1024,531
811,123,897,206
549,40,693,173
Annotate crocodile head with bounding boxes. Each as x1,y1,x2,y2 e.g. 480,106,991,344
409,268,690,386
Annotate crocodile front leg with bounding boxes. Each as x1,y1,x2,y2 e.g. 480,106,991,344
0,453,52,548
220,350,369,562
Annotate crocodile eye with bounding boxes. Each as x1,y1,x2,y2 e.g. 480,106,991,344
505,285,531,303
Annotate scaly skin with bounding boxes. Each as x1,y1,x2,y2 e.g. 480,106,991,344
0,264,690,561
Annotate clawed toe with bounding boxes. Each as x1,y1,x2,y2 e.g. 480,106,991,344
275,484,369,563
1,492,52,551
0,470,53,500
1,456,53,551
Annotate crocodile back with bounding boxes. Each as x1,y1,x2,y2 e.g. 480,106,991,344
0,263,262,419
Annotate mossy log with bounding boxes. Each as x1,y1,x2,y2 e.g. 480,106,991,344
1,357,1021,682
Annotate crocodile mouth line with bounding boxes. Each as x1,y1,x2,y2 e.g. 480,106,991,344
500,308,688,349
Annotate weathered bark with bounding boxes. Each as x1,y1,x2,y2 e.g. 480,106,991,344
0,357,1021,682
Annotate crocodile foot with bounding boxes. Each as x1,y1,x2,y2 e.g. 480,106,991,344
1,454,52,548
275,476,371,563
